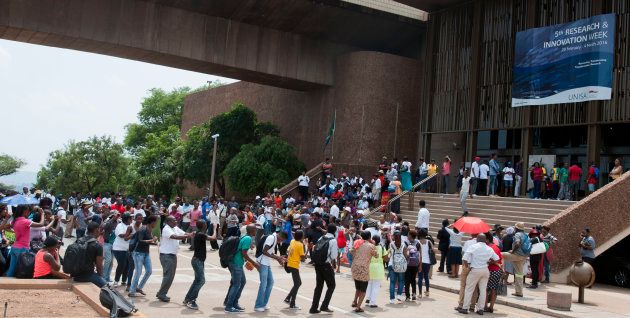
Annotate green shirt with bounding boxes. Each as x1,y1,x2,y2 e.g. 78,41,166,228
232,235,252,267
559,167,569,183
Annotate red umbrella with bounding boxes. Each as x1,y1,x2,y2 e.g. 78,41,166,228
453,217,491,234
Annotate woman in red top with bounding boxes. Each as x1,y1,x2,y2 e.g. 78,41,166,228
484,232,503,313
530,162,544,199
33,236,70,279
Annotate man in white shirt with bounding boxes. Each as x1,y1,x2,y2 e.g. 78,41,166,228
470,157,480,197
329,202,340,220
478,162,490,196
285,194,296,206
502,162,515,197
254,231,286,311
298,172,310,201
157,216,192,302
56,199,69,234
414,200,430,232
372,174,382,202
458,234,499,315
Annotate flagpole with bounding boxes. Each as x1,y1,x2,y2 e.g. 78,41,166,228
331,109,336,160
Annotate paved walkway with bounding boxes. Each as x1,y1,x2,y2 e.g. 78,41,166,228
428,270,630,318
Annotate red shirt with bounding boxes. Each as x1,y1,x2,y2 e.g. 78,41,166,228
331,191,343,200
568,165,582,181
587,167,597,184
488,243,502,271
531,167,543,181
111,203,126,213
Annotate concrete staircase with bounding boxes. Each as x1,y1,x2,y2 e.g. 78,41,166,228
396,192,576,258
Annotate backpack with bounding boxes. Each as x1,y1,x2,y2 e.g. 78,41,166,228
99,284,138,317
594,167,600,178
218,236,241,268
63,237,97,276
15,252,35,279
391,243,407,273
407,241,420,267
255,234,275,258
311,236,332,266
520,232,532,255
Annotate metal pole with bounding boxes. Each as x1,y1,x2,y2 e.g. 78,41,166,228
209,135,218,198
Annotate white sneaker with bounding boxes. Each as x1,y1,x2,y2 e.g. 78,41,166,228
265,306,271,310
112,282,119,287
254,307,266,312
389,299,396,304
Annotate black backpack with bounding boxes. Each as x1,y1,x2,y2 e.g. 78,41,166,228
311,236,332,266
15,251,35,279
99,284,138,318
63,237,97,276
218,236,241,268
255,235,269,258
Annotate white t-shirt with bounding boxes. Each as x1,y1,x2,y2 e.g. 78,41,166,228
373,178,382,190
167,203,184,214
208,210,220,224
461,176,472,194
256,214,266,229
471,162,480,178
56,208,67,231
479,164,489,179
330,205,340,219
298,175,310,187
182,205,192,222
113,223,130,251
415,208,430,229
159,225,185,254
401,161,412,172
503,167,515,181
101,197,112,205
256,233,278,266
132,208,146,218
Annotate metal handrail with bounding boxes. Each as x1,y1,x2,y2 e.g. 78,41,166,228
278,162,325,197
364,173,438,219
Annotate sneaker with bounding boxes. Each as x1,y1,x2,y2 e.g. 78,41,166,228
309,309,320,314
225,307,240,314
368,304,378,308
128,293,140,297
265,306,271,310
405,297,411,302
254,307,266,312
284,298,290,304
289,305,300,310
412,294,416,301
320,308,333,313
389,299,396,304
424,291,430,297
112,281,119,287
137,289,146,296
234,305,245,312
186,301,199,310
158,296,171,302
121,282,126,286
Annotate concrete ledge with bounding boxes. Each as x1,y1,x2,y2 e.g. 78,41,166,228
72,283,110,317
547,291,572,311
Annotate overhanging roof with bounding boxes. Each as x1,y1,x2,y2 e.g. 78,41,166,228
394,0,471,12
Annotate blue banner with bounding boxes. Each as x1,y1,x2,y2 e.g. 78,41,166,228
512,14,615,107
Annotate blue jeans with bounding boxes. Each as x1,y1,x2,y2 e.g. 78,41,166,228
489,175,497,195
255,265,274,309
388,266,405,299
418,263,430,292
102,243,113,282
130,252,152,293
6,247,29,277
184,257,206,302
225,262,246,310
74,272,106,287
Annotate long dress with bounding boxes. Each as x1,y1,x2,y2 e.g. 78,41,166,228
401,161,413,191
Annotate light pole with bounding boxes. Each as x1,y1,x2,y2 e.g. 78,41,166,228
209,133,219,198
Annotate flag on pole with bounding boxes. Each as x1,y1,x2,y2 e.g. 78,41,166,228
324,110,336,147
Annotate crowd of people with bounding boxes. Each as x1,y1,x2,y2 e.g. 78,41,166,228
0,152,614,315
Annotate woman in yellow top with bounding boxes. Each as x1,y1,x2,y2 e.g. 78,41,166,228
610,158,624,180
284,230,305,310
365,235,387,308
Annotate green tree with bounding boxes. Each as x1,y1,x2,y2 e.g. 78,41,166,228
0,154,25,177
223,136,304,196
36,136,128,194
181,103,279,196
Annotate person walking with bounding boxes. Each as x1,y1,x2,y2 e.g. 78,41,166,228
437,219,451,274
284,230,306,310
254,230,287,312
501,222,529,297
225,224,260,313
156,216,192,302
460,170,472,216
388,230,408,303
183,221,216,310
456,234,499,315
414,200,430,233
128,215,158,297
417,229,435,297
310,224,338,314
404,230,420,301
365,235,386,308
527,229,543,289
350,231,376,313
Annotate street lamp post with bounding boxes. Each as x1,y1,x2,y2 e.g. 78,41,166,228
209,134,219,198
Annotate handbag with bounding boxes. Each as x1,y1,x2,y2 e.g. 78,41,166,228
428,241,437,265
497,279,508,296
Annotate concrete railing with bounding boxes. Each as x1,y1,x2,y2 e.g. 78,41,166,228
545,170,630,280
364,173,437,219
278,162,325,197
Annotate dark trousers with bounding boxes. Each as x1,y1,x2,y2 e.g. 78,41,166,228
112,250,128,283
390,198,400,214
311,263,336,311
404,265,418,298
286,267,302,307
126,250,135,285
438,247,450,273
530,254,541,286
157,254,177,298
477,179,488,195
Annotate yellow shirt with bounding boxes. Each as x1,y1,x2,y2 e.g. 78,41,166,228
287,240,305,269
428,164,438,176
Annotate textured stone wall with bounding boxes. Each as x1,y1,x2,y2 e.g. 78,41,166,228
545,171,630,273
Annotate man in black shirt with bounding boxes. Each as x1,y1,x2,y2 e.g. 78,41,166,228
73,222,106,287
183,220,216,310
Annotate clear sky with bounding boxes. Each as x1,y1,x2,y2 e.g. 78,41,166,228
0,39,234,173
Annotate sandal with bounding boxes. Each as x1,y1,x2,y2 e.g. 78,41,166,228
354,308,364,313
351,302,357,307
